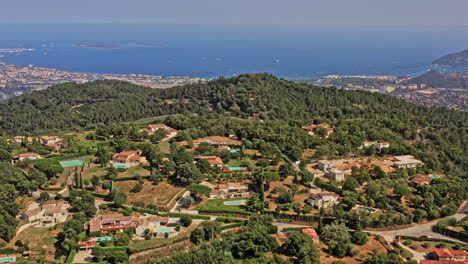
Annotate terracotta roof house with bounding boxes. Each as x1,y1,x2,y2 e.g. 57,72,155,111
195,155,224,167
217,146,231,151
410,174,433,185
306,192,340,208
430,248,468,261
112,149,147,168
14,153,43,162
302,124,334,137
21,200,69,227
300,228,320,243
141,124,177,138
420,261,468,264
40,136,63,145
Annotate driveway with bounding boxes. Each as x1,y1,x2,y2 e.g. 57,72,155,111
73,250,94,263
170,191,190,212
368,213,467,245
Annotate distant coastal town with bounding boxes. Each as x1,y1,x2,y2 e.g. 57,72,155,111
0,62,206,100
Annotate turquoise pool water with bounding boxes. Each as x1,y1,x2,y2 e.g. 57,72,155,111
357,206,376,213
228,167,244,170
0,258,15,263
93,236,112,241
115,165,127,169
224,200,246,205
156,228,171,232
430,175,439,179
230,150,238,153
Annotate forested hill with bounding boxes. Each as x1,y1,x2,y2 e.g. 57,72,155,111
432,49,468,68
0,73,466,135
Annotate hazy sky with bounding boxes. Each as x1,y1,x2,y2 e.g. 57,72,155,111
1,0,468,25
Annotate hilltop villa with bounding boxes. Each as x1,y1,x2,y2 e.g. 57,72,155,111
112,149,147,168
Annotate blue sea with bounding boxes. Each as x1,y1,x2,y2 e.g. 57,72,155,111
0,24,467,79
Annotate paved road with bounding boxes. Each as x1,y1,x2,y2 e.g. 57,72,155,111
368,213,467,245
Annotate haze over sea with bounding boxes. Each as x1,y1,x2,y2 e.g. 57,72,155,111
1,24,468,79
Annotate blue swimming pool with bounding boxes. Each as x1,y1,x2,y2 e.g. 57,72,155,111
115,165,127,169
93,236,112,241
430,175,439,179
0,258,15,263
230,150,238,153
229,167,244,170
224,200,246,205
156,228,171,232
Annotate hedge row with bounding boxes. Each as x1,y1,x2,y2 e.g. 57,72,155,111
436,227,468,243
160,212,210,220
398,235,468,246
114,175,151,182
129,236,189,254
101,246,128,252
215,217,245,223
65,249,76,263
131,206,159,215
41,186,65,191
221,222,245,230
198,208,251,216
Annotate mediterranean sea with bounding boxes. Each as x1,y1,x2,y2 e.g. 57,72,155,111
0,23,467,79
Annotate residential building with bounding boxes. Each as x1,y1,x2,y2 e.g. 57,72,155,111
302,124,334,137
141,124,177,138
209,182,250,199
326,168,345,181
306,192,340,208
14,153,43,162
430,248,468,261
318,160,334,171
85,213,169,236
40,136,62,145
112,149,147,168
420,261,468,264
393,155,423,169
217,146,231,151
21,200,70,227
363,141,391,151
12,136,34,144
194,155,224,167
300,228,320,243
410,174,433,185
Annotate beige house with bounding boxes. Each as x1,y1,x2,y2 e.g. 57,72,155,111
306,192,340,208
393,155,422,169
21,200,70,227
141,124,177,138
326,168,345,181
85,213,169,237
14,153,43,162
209,183,250,199
112,150,148,168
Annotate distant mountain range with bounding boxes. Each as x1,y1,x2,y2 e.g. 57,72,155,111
407,70,468,89
432,49,468,68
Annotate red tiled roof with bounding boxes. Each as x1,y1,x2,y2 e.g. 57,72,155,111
301,228,319,240
421,261,468,264
433,248,455,258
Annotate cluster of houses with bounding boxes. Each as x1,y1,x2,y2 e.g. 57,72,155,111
302,123,334,138
420,248,468,264
21,200,70,227
12,135,63,151
206,182,250,199
194,155,224,168
85,212,171,238
317,160,345,182
111,149,148,168
141,123,178,140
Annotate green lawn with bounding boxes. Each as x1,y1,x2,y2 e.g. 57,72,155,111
130,233,189,251
198,198,249,215
158,141,170,154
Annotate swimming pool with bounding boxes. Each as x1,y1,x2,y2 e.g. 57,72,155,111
93,236,112,241
230,150,238,153
0,257,15,263
224,200,246,205
228,167,244,170
115,165,127,169
430,175,439,179
357,206,376,213
156,228,171,232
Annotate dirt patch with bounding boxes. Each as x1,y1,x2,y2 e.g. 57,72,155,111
8,226,64,261
116,180,184,208
319,236,389,264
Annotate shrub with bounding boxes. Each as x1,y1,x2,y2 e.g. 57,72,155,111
179,215,192,227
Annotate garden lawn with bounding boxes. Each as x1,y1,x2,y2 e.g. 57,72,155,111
198,198,249,215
